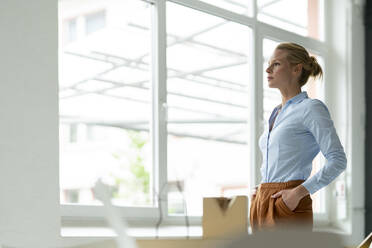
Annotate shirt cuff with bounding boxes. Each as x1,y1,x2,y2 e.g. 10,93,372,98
301,179,318,195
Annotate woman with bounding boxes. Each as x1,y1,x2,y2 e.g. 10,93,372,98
249,42,347,232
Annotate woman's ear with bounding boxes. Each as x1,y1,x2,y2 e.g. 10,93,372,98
293,63,302,73
292,64,303,79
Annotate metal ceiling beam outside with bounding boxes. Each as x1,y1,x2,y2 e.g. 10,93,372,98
60,118,247,125
257,0,282,11
61,50,248,94
128,22,246,58
259,10,307,29
63,76,248,109
60,120,247,145
95,50,248,89
61,81,246,119
90,77,248,109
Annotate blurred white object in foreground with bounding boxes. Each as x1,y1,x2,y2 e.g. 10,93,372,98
93,179,137,248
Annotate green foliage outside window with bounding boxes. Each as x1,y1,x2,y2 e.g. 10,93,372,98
111,130,150,205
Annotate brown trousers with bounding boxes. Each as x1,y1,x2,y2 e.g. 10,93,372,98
249,180,313,233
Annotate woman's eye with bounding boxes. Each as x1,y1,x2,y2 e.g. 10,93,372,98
267,62,279,68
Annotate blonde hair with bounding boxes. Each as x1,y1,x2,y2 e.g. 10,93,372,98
276,42,323,87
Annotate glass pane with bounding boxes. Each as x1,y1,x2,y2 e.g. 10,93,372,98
166,2,252,216
257,0,324,40
59,0,153,207
85,10,106,35
199,0,253,16
262,38,326,213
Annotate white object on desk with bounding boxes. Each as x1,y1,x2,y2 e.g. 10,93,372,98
93,179,137,248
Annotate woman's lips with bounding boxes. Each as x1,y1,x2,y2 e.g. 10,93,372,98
268,77,273,80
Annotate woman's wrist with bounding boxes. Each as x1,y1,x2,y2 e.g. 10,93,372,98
293,185,310,199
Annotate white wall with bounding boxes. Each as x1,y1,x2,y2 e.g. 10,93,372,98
0,0,60,247
325,0,365,246
345,0,366,245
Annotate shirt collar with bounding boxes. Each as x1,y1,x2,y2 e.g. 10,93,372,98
288,91,308,104
276,91,308,110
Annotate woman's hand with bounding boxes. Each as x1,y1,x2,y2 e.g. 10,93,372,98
271,185,309,211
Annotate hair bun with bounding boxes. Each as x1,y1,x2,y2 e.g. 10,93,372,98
309,56,321,77
310,56,317,68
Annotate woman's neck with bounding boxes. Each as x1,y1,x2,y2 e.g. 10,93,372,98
279,87,301,107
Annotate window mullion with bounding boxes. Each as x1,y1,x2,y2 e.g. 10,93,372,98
251,23,264,189
252,0,257,19
151,0,168,218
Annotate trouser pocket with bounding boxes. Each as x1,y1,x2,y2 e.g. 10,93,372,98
293,195,313,213
274,197,294,218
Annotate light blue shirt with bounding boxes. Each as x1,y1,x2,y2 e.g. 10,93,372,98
259,91,347,195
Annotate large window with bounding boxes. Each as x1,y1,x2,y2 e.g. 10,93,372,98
59,0,328,224
166,2,252,216
59,0,153,207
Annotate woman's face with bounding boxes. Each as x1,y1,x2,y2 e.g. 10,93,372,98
266,49,299,89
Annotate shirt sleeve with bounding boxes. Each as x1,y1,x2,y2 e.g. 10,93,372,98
301,99,347,195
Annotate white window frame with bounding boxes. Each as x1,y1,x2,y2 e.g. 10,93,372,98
61,0,334,228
